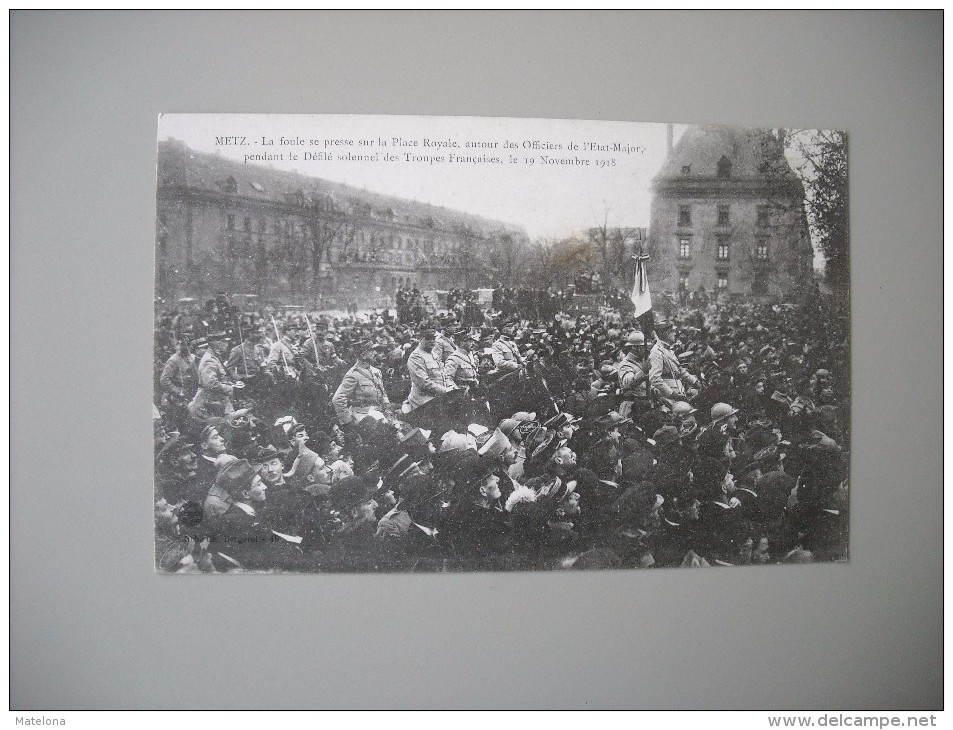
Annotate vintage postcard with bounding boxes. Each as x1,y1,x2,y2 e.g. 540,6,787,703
153,114,849,573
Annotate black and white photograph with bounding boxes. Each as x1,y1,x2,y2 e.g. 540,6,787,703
153,113,849,574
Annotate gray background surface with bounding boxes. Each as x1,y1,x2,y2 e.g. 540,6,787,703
10,11,943,710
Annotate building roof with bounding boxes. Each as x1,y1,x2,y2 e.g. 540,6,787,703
157,139,527,239
654,125,799,184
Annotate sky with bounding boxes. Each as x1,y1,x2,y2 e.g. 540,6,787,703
159,114,688,240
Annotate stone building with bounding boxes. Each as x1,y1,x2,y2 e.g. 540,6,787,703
645,126,814,298
155,139,527,307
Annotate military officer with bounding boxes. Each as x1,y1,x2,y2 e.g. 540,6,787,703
491,321,523,373
332,340,391,426
431,325,457,364
314,325,346,369
617,331,650,398
443,329,482,389
404,326,454,414
648,320,699,402
159,336,199,410
189,331,244,422
226,324,268,381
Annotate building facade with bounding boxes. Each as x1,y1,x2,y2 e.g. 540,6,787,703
645,126,814,299
155,140,528,307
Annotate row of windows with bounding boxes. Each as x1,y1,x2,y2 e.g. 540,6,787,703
677,236,770,261
679,272,729,290
223,213,462,254
677,204,772,228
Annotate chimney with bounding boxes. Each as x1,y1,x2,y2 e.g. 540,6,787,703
666,124,674,155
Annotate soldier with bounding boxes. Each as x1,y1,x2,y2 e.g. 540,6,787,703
189,331,244,423
648,320,699,402
314,324,346,369
443,329,482,390
491,321,524,373
618,331,649,398
403,326,454,415
226,324,268,381
332,340,391,426
431,325,457,364
159,336,199,413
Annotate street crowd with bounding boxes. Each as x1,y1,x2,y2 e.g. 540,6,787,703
154,290,849,573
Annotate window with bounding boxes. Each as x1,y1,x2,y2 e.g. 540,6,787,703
717,155,732,179
258,219,266,234
757,205,770,227
717,274,729,290
678,205,691,227
678,237,691,259
717,205,730,226
756,239,769,260
681,165,691,174
679,272,689,291
226,214,235,231
716,235,730,261
244,216,252,232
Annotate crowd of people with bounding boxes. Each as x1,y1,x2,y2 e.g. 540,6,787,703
154,290,849,573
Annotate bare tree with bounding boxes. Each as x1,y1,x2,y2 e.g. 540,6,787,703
587,203,641,289
285,188,351,299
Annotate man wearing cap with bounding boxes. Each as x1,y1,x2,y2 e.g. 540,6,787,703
332,340,391,426
189,331,242,422
648,321,699,402
196,424,229,485
618,331,650,397
491,322,524,373
155,435,202,504
159,337,199,412
696,402,740,459
443,330,482,390
431,325,457,365
311,324,346,370
404,327,454,415
226,324,268,382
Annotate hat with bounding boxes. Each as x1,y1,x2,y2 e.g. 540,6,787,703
654,319,673,332
477,428,511,458
624,331,646,347
543,412,581,430
198,424,220,445
244,444,280,464
214,458,257,493
514,420,540,439
157,435,194,462
596,411,632,429
652,426,681,448
671,401,697,417
498,418,521,437
522,427,553,459
287,422,308,438
512,411,537,422
439,430,476,453
190,336,208,348
207,330,229,341
331,474,381,512
350,339,376,354
530,433,564,465
710,402,739,422
399,427,432,449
